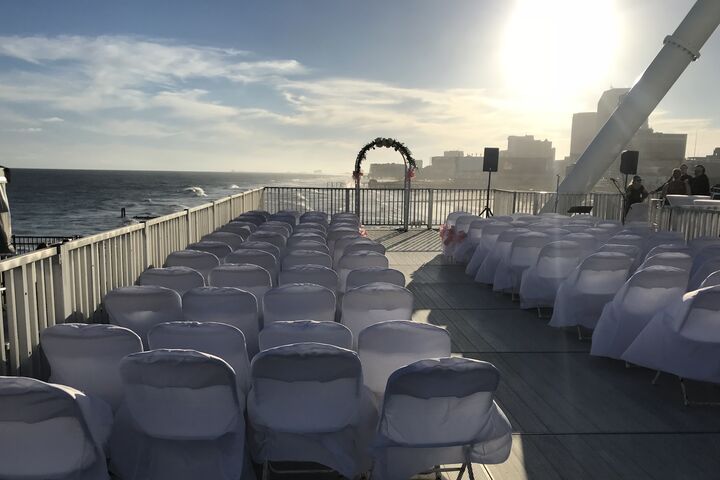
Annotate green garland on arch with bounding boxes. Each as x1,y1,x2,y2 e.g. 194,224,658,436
353,137,417,181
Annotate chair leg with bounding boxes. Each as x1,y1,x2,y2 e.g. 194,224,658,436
468,464,475,480
456,463,466,480
262,462,269,480
651,370,661,385
435,466,443,480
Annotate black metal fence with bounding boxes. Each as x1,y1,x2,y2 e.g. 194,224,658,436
11,235,80,255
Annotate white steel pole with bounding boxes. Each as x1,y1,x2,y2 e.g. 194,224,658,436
545,0,720,212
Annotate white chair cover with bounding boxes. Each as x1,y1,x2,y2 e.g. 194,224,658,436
465,222,511,277
164,249,219,281
288,232,327,247
0,377,112,480
337,239,386,267
562,224,595,234
584,227,614,244
301,211,329,225
263,283,336,324
519,240,583,309
597,243,641,266
645,243,691,261
264,219,294,234
608,234,645,250
474,228,530,285
182,286,260,357
200,231,245,251
259,320,353,351
224,249,279,285
337,250,389,292
187,241,233,261
454,219,491,264
208,264,272,303
294,223,327,235
690,244,720,278
138,266,205,296
270,213,297,227
235,214,265,226
689,236,720,255
358,320,451,401
643,231,685,256
639,252,692,273
148,321,251,393
372,357,512,480
700,271,720,288
247,343,377,479
285,239,330,254
248,231,287,255
110,350,245,480
455,215,481,234
688,257,720,291
217,223,252,240
332,236,365,267
278,264,339,292
223,220,257,233
622,286,720,383
237,240,281,262
493,232,549,293
328,228,361,254
591,266,688,359
549,252,633,329
41,323,143,410
105,285,182,348
342,283,414,345
563,232,598,255
346,267,406,290
258,224,291,239
281,249,333,269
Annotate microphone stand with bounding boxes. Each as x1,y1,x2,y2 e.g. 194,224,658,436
610,178,627,224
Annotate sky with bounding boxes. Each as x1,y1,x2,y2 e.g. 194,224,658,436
0,0,719,173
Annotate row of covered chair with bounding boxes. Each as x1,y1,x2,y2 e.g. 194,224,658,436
443,210,720,401
1,208,512,479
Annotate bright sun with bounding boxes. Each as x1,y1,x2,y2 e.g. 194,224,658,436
501,0,620,110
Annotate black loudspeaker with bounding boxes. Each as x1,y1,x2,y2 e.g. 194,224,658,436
620,150,639,175
483,147,499,172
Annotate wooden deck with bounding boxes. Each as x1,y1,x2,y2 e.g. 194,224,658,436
369,229,720,480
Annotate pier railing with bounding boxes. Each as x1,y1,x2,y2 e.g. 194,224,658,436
262,187,624,227
0,188,263,376
648,198,720,240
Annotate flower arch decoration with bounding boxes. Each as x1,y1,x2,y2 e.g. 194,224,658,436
353,137,418,183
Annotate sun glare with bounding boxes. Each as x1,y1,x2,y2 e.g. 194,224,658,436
501,0,619,110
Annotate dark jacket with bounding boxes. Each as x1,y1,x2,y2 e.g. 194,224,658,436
690,174,710,196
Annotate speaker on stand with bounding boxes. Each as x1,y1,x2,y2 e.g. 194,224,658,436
619,150,639,223
480,147,499,218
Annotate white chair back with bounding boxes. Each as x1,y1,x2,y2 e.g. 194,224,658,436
208,264,272,302
248,231,287,254
259,320,353,350
0,377,109,479
263,283,336,324
341,283,413,344
217,223,252,240
224,249,279,285
148,321,251,393
358,320,451,398
182,286,260,357
237,240,281,262
286,239,330,254
278,265,339,292
41,323,143,410
200,231,245,251
138,266,205,296
187,241,233,261
104,285,182,348
164,249,220,281
281,249,333,269
338,250,389,292
346,267,406,290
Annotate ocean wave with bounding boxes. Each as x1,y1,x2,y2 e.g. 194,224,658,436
230,184,241,189
184,186,207,197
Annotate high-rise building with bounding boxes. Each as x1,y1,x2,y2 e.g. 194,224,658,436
566,88,686,188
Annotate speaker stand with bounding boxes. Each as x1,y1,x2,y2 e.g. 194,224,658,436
479,171,494,218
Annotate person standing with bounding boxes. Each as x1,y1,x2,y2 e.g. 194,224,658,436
679,163,693,183
662,168,691,196
625,175,649,216
690,164,710,196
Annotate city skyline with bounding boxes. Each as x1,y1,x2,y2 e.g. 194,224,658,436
1,0,719,173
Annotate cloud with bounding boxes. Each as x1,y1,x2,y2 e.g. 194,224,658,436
41,117,64,123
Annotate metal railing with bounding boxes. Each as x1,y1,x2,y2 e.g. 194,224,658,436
11,235,81,254
0,188,263,376
263,187,624,226
648,198,720,240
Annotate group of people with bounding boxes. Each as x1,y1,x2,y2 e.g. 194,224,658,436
624,163,711,214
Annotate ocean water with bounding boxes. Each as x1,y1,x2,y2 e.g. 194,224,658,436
7,169,345,237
